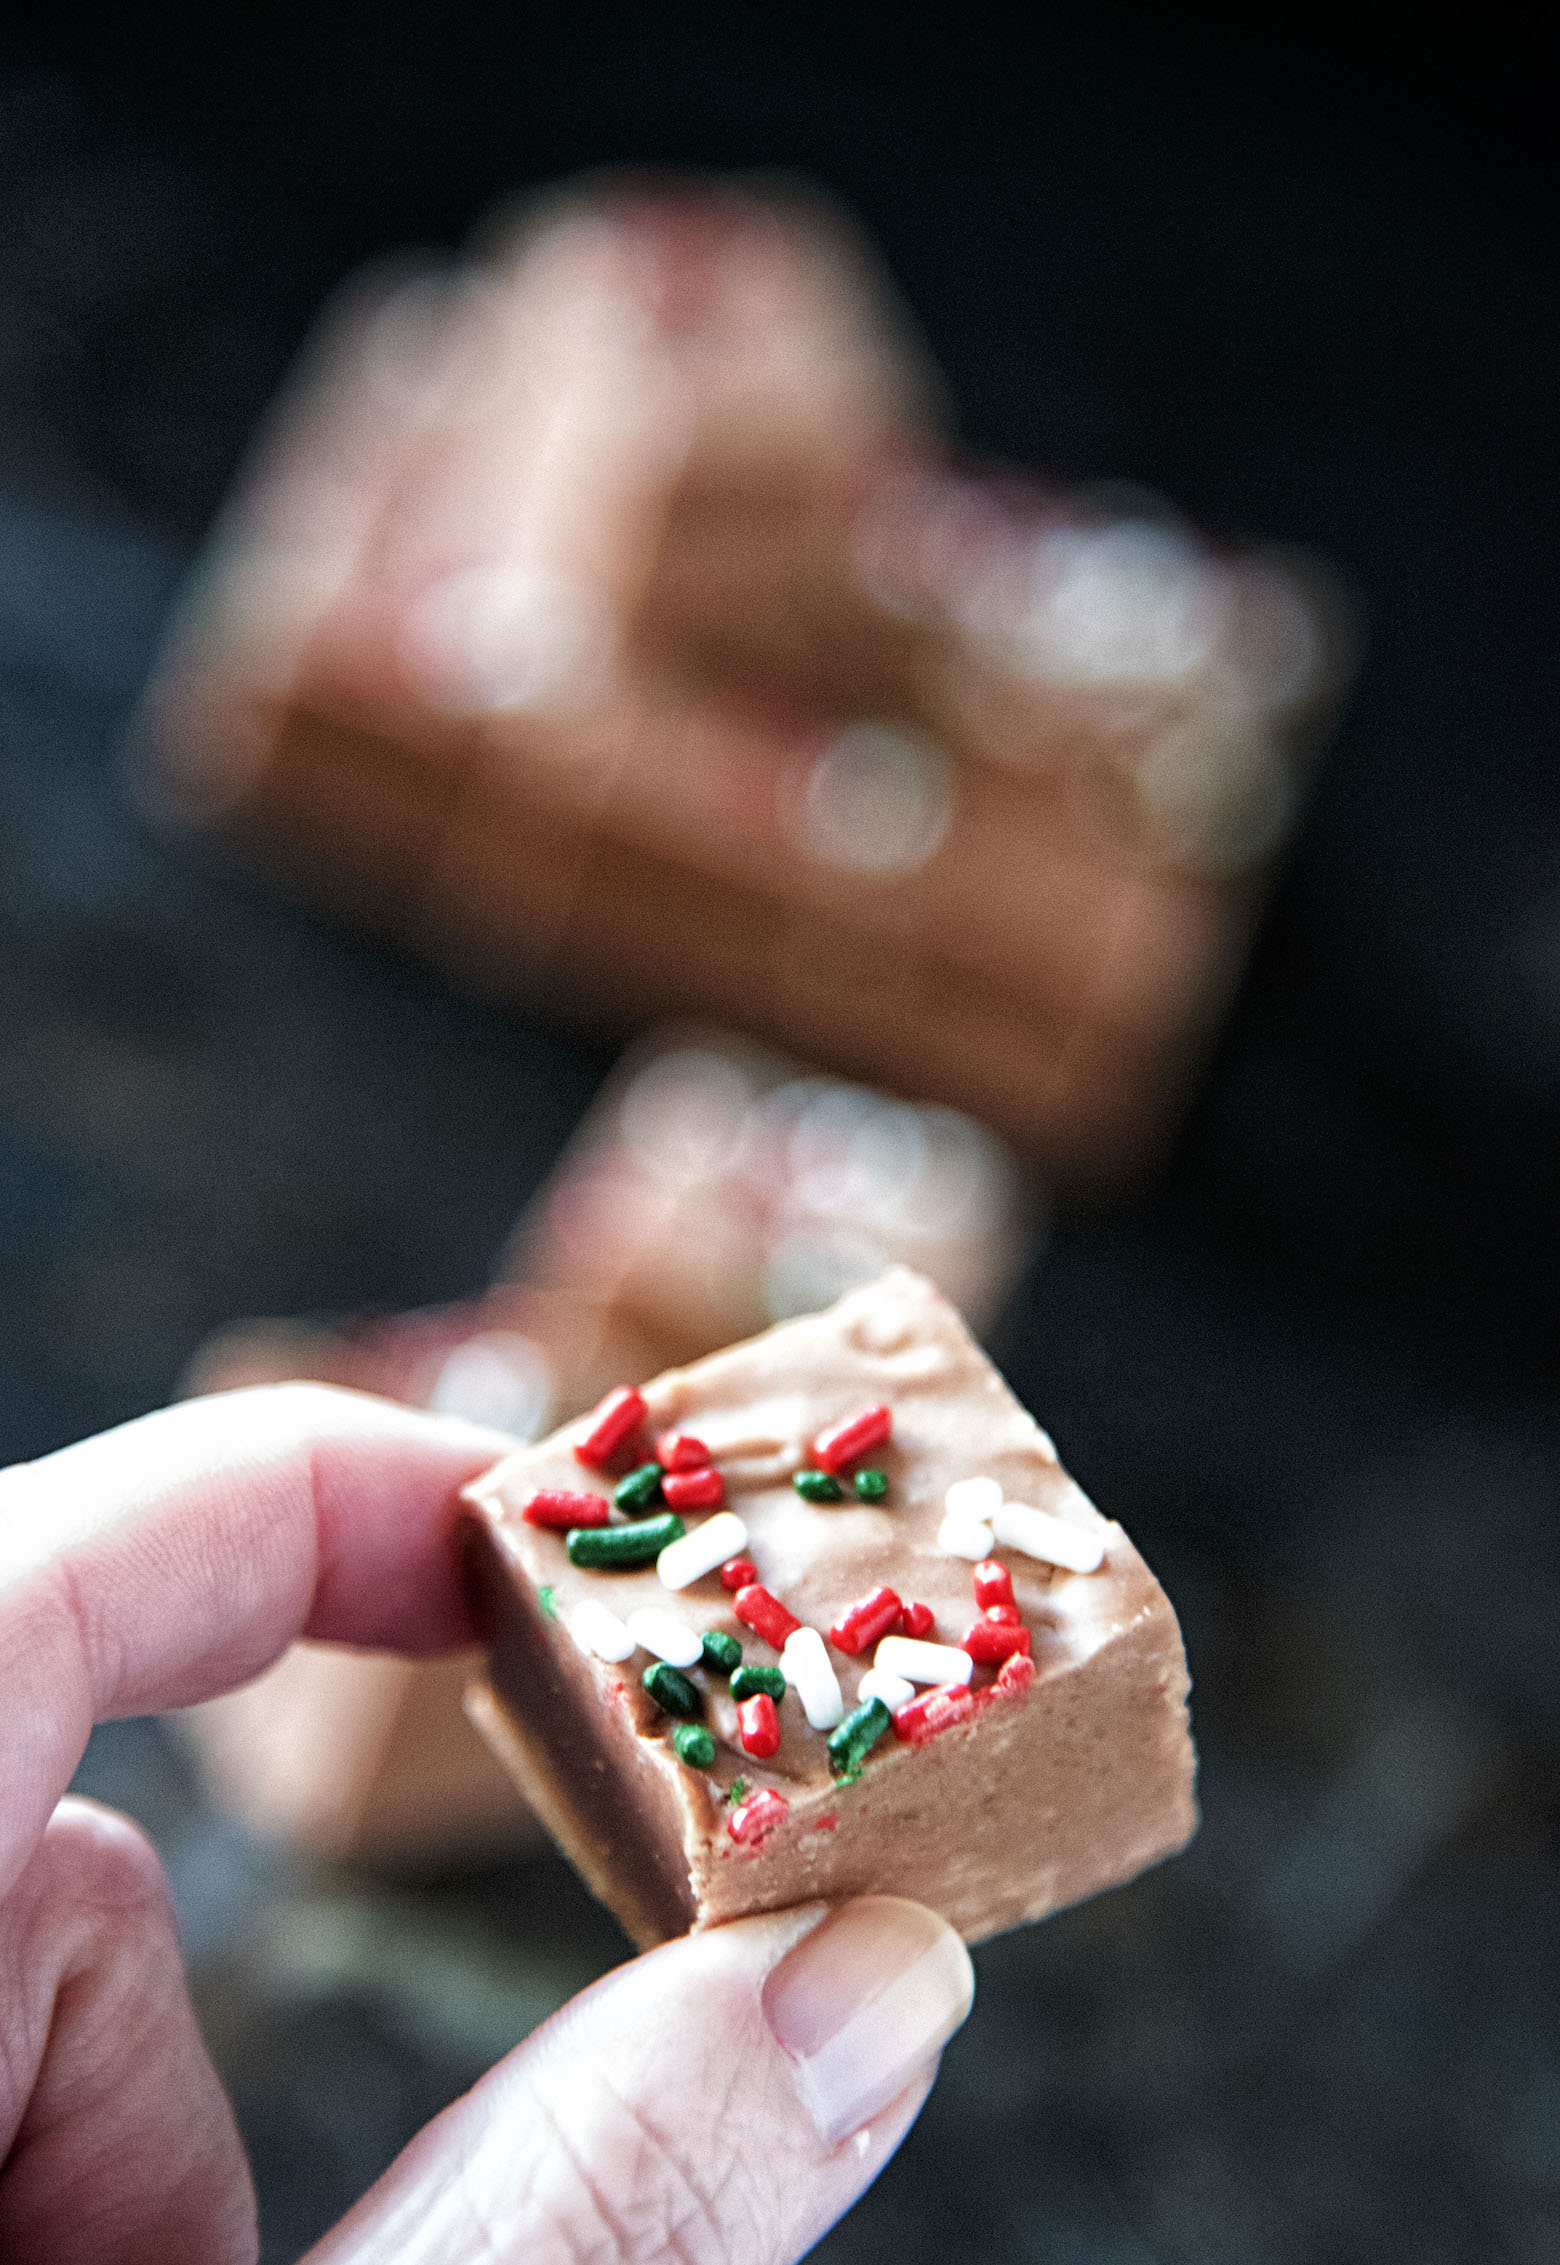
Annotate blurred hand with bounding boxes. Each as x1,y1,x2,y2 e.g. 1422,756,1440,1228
0,1386,973,2263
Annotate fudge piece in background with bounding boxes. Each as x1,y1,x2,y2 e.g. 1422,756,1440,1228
142,175,1347,1193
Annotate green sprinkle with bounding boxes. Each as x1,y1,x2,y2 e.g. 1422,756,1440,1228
567,1512,685,1569
537,1584,558,1619
613,1461,664,1515
826,1696,892,1782
701,1629,742,1674
854,1468,889,1503
671,1721,716,1768
730,1663,786,1703
793,1468,844,1504
726,1777,748,1805
642,1661,701,1717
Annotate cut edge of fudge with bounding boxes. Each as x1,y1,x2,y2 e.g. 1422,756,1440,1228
459,1266,1197,1949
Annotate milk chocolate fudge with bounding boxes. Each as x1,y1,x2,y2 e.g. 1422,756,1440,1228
462,1267,1196,1947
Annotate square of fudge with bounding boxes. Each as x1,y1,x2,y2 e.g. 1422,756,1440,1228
460,1266,1196,1948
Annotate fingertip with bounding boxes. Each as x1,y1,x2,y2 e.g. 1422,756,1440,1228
760,1896,973,2146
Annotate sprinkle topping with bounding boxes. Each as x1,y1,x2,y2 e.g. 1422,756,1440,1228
992,1499,1106,1573
733,1584,803,1652
671,1722,716,1768
626,1607,704,1669
962,1616,1032,1666
657,1431,711,1471
657,1510,748,1591
700,1628,742,1674
737,1692,781,1757
858,1666,915,1713
567,1598,636,1663
945,1476,1003,1523
524,1488,609,1531
641,1660,700,1717
828,1584,904,1656
937,1476,1001,1558
719,1556,756,1591
972,1558,1015,1610
575,1386,647,1472
813,1404,892,1474
826,1696,892,1781
893,1682,979,1746
613,1461,664,1515
781,1627,845,1730
874,1634,976,1688
663,1465,725,1512
728,1787,789,1845
567,1512,684,1569
793,1468,844,1504
730,1663,786,1703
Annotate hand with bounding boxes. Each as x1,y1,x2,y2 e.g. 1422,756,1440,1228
0,1384,974,2263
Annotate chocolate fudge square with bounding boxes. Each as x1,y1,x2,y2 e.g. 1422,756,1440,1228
461,1268,1195,1947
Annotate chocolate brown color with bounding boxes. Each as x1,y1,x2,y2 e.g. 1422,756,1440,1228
462,1267,1197,1947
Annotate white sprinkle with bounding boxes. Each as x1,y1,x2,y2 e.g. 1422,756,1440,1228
566,1599,636,1664
624,1608,704,1669
945,1475,1003,1522
992,1500,1107,1573
782,1627,846,1730
874,1636,975,1688
857,1668,915,1713
937,1512,994,1560
656,1510,749,1592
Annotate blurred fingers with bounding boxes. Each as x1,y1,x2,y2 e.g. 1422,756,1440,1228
0,1383,512,1895
306,1895,973,2265
0,1797,255,2265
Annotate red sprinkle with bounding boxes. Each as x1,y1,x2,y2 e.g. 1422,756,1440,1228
983,1602,1022,1626
719,1556,757,1592
973,1558,1015,1611
574,1386,647,1471
737,1693,781,1758
898,1600,935,1640
728,1787,789,1845
815,1814,839,1831
522,1488,610,1531
734,1584,803,1651
812,1404,892,1474
828,1584,904,1655
893,1683,980,1746
657,1430,711,1472
995,1651,1035,1697
963,1618,1032,1666
662,1465,724,1511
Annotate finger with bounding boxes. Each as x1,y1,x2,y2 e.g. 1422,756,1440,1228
0,1384,513,1897
305,1895,974,2265
0,1797,255,2265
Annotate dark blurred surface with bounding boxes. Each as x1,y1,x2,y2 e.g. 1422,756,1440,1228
3,9,1557,2260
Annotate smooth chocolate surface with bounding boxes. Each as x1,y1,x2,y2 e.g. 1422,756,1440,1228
462,1267,1197,1945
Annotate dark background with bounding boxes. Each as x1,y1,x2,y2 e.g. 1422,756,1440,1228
2,7,1556,2259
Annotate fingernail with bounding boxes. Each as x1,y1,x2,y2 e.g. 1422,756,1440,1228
762,1895,974,2146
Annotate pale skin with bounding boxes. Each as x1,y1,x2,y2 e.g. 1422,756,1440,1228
0,1384,972,2264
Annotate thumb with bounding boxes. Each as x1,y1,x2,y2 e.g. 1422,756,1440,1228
305,1897,973,2265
